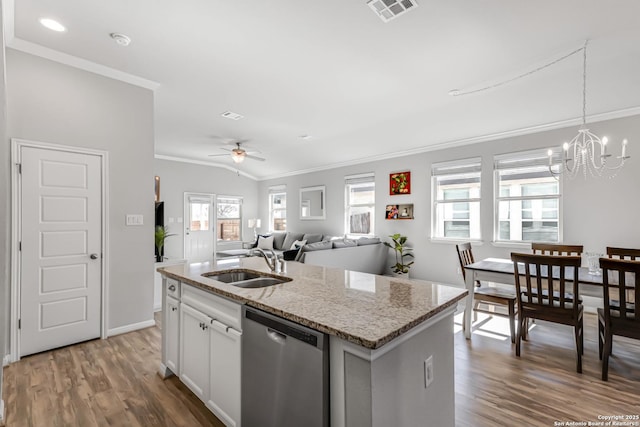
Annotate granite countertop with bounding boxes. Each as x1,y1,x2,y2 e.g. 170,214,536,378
158,257,467,350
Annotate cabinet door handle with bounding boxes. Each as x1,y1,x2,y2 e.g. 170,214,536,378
171,306,177,312
168,284,176,292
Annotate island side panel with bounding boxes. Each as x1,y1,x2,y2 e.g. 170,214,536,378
331,307,456,427
371,311,455,427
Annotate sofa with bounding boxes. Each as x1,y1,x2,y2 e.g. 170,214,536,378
250,231,389,275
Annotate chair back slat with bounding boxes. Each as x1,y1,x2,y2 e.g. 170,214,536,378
511,253,581,312
532,243,583,256
599,258,640,329
456,243,475,281
606,247,640,261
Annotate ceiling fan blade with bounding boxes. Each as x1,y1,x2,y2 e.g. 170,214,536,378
245,154,266,162
207,153,229,157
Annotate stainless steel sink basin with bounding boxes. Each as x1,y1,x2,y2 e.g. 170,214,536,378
203,269,292,288
231,277,289,288
205,271,262,283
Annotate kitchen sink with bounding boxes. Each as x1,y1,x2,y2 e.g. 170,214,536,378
205,271,263,283
231,277,290,288
203,269,292,288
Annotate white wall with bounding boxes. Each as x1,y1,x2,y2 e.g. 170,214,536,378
0,4,8,422
258,114,640,286
6,49,155,332
154,159,259,259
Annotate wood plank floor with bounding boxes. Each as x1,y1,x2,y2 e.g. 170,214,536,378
3,312,639,426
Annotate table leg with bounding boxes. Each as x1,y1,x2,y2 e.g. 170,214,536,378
463,271,475,340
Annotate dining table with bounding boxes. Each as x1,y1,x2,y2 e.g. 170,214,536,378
462,257,616,339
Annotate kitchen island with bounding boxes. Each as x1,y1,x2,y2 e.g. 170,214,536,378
158,257,467,427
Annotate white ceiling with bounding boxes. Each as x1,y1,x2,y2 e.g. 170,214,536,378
6,0,640,180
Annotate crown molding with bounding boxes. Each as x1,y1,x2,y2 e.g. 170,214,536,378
154,155,258,180
258,106,640,181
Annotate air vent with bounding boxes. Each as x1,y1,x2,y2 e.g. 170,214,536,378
221,111,244,120
367,0,418,22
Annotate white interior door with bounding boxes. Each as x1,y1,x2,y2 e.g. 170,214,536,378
184,193,215,261
19,146,102,357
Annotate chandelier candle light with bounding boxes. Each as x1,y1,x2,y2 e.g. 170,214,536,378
548,40,630,179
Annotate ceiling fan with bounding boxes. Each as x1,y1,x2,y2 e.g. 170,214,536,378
208,141,265,164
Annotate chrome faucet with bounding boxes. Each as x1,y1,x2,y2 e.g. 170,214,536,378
251,248,283,273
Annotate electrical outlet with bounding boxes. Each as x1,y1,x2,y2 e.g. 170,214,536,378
424,355,434,388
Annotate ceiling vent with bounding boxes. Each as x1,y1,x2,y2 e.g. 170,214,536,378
221,111,244,120
367,0,418,22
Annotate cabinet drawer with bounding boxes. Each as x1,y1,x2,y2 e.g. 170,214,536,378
166,277,180,299
182,284,242,331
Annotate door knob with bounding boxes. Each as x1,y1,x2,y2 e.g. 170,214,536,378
90,253,99,260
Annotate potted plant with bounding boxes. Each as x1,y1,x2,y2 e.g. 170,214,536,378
155,226,175,262
384,233,414,275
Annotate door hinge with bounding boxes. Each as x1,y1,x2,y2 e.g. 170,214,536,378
18,319,21,329
19,241,22,251
16,163,21,174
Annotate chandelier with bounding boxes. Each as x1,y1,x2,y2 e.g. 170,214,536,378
549,40,630,179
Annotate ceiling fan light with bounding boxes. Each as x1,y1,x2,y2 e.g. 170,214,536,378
232,152,245,163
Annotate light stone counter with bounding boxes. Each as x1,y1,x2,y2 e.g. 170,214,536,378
158,256,467,350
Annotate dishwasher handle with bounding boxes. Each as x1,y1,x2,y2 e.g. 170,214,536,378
244,307,325,349
267,328,287,345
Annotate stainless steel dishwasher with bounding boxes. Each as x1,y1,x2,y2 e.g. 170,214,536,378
242,306,329,427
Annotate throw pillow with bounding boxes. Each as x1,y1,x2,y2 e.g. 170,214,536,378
257,235,274,250
290,239,307,250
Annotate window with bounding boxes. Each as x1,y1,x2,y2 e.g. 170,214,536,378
432,158,482,240
217,196,242,241
269,186,286,231
495,149,561,243
345,173,375,236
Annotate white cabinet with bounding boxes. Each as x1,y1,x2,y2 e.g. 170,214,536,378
173,283,242,427
160,277,181,378
165,296,180,374
179,303,211,401
208,320,242,427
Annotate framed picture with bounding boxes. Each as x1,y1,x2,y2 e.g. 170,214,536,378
390,171,411,195
385,204,414,220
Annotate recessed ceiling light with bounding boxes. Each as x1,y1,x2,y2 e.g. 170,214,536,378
299,135,312,140
39,18,66,32
110,33,132,47
221,111,244,120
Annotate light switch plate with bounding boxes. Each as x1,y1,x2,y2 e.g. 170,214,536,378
126,214,144,226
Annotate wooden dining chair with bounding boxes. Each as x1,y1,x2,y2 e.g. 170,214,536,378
598,258,640,380
532,243,583,256
456,243,518,343
510,252,584,373
607,247,640,260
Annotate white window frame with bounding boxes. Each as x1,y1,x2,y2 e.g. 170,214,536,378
345,173,375,237
494,148,563,244
268,185,287,232
216,195,243,243
431,158,482,242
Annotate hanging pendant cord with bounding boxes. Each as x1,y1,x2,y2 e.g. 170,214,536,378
453,41,588,97
582,40,589,126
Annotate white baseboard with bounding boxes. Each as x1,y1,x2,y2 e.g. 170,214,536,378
153,304,162,312
0,399,5,426
2,355,10,367
107,319,156,337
